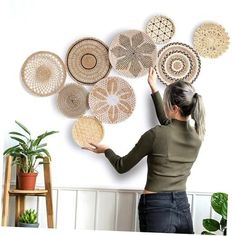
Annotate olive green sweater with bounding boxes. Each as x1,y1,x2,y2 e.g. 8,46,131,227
105,91,202,192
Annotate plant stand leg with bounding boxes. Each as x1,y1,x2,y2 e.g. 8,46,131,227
15,195,25,226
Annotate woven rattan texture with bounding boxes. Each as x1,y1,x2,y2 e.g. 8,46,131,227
21,51,66,96
193,23,229,58
67,38,111,85
146,16,175,44
89,77,136,124
57,83,88,118
155,42,201,85
109,30,157,78
72,116,104,148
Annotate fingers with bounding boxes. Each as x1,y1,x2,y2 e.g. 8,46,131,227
81,146,96,152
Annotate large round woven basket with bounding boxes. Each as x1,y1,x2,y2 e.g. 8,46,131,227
155,42,201,85
72,116,104,148
109,30,157,78
193,23,230,58
57,83,88,118
67,38,111,85
21,51,66,96
89,76,136,124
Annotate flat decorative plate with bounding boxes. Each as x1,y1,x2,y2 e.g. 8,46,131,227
146,16,175,44
72,116,104,148
193,23,230,58
57,83,88,118
67,38,111,85
155,42,201,85
109,30,157,78
89,76,136,124
21,51,66,96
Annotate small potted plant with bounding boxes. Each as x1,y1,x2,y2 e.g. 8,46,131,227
3,120,58,190
202,192,228,235
18,209,39,228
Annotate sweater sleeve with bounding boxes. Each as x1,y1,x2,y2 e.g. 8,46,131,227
151,91,170,125
104,130,155,174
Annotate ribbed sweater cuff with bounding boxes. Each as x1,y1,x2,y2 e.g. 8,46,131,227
104,149,116,160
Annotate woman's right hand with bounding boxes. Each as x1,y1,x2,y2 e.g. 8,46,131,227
148,67,158,93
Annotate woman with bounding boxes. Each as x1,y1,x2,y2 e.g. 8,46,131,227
83,67,205,233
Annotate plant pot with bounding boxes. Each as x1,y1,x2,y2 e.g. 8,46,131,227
18,172,38,190
18,222,39,228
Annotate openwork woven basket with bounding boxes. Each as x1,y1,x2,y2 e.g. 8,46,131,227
67,38,111,85
57,83,88,118
193,23,230,58
146,15,175,44
72,116,104,148
21,51,66,96
155,42,201,85
89,76,136,124
109,30,157,78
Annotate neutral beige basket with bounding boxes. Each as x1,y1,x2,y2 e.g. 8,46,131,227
57,83,88,118
146,15,175,44
193,23,230,58
72,116,104,148
21,51,66,96
155,42,201,85
89,76,136,124
109,30,157,78
67,38,111,85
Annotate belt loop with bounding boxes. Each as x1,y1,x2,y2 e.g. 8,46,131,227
172,192,175,202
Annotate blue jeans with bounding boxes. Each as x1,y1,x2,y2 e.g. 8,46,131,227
138,191,194,233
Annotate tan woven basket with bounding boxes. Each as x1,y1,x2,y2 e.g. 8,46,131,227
89,76,136,124
109,30,157,78
67,38,111,85
72,116,104,148
57,83,88,118
21,51,66,96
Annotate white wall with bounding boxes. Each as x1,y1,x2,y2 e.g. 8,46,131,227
1,0,236,234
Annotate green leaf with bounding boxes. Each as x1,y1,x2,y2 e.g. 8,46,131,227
9,132,29,139
15,120,31,135
203,219,220,232
10,136,26,144
3,145,20,155
211,192,228,217
221,201,228,220
37,143,47,148
34,131,58,146
201,231,215,235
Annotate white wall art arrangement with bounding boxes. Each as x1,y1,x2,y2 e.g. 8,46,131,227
1,0,236,235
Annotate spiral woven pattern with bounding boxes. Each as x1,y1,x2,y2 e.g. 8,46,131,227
109,30,157,78
155,42,201,85
89,77,136,124
193,23,230,58
146,16,175,44
72,116,104,148
57,83,88,118
67,38,111,84
21,51,66,96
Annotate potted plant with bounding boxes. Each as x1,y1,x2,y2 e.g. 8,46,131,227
18,209,39,228
202,192,228,235
3,120,58,190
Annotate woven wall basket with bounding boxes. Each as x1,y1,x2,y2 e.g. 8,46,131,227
155,42,201,85
89,76,136,124
72,116,104,148
193,23,230,58
146,15,175,44
57,83,88,118
67,38,111,85
109,30,157,78
21,51,66,96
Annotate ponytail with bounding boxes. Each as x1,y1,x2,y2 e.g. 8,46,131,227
191,93,206,141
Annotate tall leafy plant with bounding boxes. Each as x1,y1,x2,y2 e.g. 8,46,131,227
3,121,58,173
202,192,228,235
